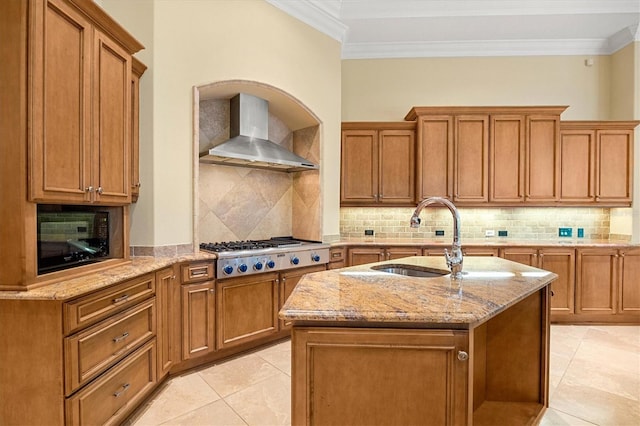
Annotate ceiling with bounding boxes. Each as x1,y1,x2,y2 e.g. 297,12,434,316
266,0,640,58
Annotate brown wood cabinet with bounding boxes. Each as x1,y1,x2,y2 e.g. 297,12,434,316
341,122,416,206
576,247,640,322
155,266,177,379
560,121,637,206
216,273,280,350
181,280,216,360
500,247,575,317
29,0,140,204
130,57,147,202
0,0,143,290
406,106,567,207
348,246,422,266
328,246,346,269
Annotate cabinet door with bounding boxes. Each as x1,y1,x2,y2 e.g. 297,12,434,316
341,130,378,204
348,247,385,266
280,265,327,329
291,328,469,426
619,248,640,315
463,247,499,257
156,267,176,378
181,281,215,360
379,129,415,204
216,273,279,350
540,248,575,315
500,247,539,266
416,115,453,200
130,58,146,202
454,115,489,203
559,129,595,203
29,0,93,203
596,130,633,204
576,249,617,315
490,115,525,203
328,247,346,270
386,246,422,261
526,115,560,202
93,30,132,203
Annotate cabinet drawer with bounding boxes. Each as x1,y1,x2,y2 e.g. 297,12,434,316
64,273,155,334
64,298,156,395
181,262,214,284
65,338,157,426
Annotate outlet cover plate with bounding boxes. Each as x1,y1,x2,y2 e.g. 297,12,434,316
435,230,445,236
559,227,572,237
498,230,508,237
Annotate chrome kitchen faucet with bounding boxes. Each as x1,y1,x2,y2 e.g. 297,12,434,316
410,197,463,278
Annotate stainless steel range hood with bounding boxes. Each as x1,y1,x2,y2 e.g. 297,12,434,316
199,93,318,172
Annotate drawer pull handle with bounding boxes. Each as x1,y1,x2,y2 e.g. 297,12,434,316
332,252,342,258
190,268,208,277
112,294,129,304
113,383,130,398
113,332,129,343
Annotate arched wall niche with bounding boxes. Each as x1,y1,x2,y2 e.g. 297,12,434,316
193,79,323,246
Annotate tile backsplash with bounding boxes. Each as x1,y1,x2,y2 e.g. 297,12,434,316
340,207,623,240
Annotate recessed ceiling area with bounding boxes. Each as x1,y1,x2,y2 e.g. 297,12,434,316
266,0,640,58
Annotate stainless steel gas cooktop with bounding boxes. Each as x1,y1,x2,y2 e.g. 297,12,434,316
199,237,330,278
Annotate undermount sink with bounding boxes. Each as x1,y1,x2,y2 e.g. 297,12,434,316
370,264,449,278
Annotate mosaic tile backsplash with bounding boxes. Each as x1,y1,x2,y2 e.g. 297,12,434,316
340,207,619,240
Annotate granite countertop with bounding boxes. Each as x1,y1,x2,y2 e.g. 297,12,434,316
0,253,216,301
279,256,557,328
330,237,637,248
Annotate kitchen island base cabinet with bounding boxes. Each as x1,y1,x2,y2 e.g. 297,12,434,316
291,289,549,426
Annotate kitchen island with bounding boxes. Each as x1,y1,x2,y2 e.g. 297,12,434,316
280,256,557,425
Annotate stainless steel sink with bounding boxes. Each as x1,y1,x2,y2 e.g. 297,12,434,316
370,264,449,278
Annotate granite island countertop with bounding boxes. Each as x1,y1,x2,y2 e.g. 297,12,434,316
280,256,557,328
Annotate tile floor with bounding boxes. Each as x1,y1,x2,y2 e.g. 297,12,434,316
129,325,640,426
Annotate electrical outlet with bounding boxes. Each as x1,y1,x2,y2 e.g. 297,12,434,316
485,229,495,237
435,230,445,237
498,230,508,237
364,229,374,236
577,228,584,238
558,227,572,237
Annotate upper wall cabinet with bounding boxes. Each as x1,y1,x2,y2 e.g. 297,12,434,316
560,121,638,207
406,106,567,206
341,122,416,206
28,0,144,205
131,58,147,203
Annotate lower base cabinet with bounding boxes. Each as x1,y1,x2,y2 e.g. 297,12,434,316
280,264,327,330
291,289,549,426
65,339,157,426
216,273,280,350
181,280,216,359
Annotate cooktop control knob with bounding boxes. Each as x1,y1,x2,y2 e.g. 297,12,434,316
254,261,263,271
311,253,321,262
238,263,248,273
223,264,234,275
266,259,276,269
290,255,300,265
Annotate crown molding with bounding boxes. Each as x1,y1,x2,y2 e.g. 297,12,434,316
265,0,347,42
342,38,614,59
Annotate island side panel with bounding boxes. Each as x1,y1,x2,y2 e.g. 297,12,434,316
472,286,550,425
292,327,470,426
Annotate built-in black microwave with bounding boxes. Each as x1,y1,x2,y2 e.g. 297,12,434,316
37,205,110,274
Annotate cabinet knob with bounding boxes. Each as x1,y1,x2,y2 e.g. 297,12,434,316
85,186,94,193
550,290,555,296
97,186,103,194
457,351,469,361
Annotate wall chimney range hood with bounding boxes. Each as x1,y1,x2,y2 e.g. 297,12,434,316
199,93,318,172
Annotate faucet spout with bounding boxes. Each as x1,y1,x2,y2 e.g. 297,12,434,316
410,197,463,278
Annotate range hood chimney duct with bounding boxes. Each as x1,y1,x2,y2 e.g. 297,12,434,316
199,93,318,172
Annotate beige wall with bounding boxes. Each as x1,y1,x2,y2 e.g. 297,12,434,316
101,0,342,247
341,55,612,121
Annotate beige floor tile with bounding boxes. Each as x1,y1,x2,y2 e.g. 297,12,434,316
550,380,640,426
254,340,291,375
584,325,640,352
159,400,247,426
562,357,640,402
539,407,597,425
549,351,573,399
133,374,222,425
225,373,291,426
198,354,283,398
572,337,640,376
